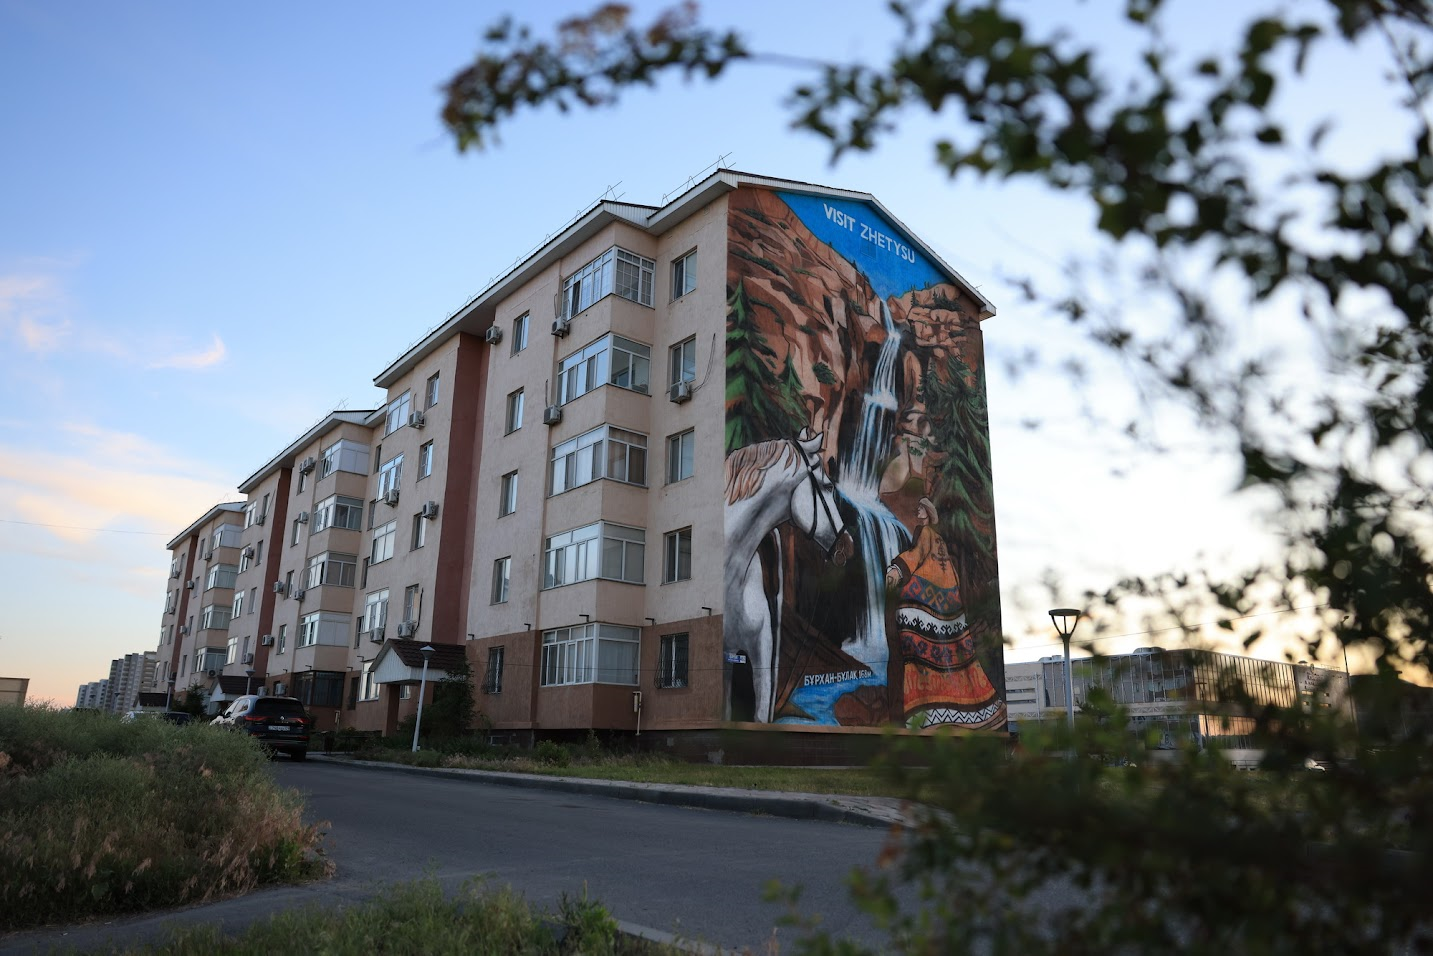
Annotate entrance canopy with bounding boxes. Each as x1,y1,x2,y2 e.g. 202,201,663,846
370,639,467,685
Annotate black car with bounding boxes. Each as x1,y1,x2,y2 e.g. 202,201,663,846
212,695,311,760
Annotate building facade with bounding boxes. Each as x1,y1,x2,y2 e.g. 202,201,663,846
147,171,1008,745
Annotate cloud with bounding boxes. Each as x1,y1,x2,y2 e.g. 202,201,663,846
0,271,71,353
148,332,227,370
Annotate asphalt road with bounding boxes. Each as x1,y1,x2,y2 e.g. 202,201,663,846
0,759,896,954
285,760,893,950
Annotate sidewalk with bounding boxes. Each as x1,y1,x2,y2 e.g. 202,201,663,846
314,753,917,829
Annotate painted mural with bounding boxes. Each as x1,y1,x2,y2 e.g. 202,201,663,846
722,186,1006,731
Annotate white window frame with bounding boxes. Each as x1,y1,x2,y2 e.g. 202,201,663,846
411,512,427,550
360,661,381,701
658,633,689,689
499,471,518,517
542,522,644,589
206,564,238,591
378,454,403,497
663,527,692,583
557,334,651,404
549,425,647,496
385,392,412,435
541,623,640,686
491,556,511,604
669,336,696,386
512,313,529,353
364,589,389,633
425,372,440,409
418,441,434,479
313,494,364,533
671,249,697,299
667,429,694,484
506,389,524,433
305,552,357,589
558,246,655,320
371,521,397,565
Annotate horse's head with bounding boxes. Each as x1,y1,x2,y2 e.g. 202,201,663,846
789,431,851,564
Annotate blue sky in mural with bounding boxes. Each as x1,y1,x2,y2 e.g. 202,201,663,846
777,191,949,299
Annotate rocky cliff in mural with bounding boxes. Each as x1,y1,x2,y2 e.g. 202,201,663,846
723,186,1004,731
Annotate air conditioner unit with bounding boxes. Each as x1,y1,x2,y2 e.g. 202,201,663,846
370,626,386,643
408,410,425,429
274,681,287,696
260,635,275,647
383,488,400,506
201,550,212,561
299,457,316,474
272,581,287,594
255,513,266,526
169,569,179,579
243,653,254,665
484,325,503,345
297,511,309,524
179,625,190,636
669,380,693,403
551,318,571,338
420,501,439,519
542,404,563,426
397,621,418,638
207,669,217,678
242,545,255,559
185,580,195,590
291,588,306,601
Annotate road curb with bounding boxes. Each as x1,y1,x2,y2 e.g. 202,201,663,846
311,754,907,830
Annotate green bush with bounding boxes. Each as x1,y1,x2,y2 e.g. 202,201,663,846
0,705,329,931
533,740,569,767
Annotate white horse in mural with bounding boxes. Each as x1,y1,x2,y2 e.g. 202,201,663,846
724,428,852,723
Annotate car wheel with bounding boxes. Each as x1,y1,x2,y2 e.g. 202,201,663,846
290,749,308,761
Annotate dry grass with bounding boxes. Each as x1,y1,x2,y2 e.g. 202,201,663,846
0,705,329,932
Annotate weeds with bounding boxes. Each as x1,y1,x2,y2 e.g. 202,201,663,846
0,705,329,931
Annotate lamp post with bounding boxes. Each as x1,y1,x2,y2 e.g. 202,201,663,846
244,668,255,696
411,644,435,752
1049,608,1082,733
165,674,176,711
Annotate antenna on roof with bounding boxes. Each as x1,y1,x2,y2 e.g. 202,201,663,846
661,153,733,205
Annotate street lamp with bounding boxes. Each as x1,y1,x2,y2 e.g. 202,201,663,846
411,644,436,752
1049,608,1082,733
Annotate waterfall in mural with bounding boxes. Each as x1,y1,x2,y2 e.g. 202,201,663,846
839,301,911,667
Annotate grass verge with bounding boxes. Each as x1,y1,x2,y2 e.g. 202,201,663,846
0,705,330,932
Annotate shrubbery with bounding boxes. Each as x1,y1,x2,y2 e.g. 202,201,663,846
0,705,329,931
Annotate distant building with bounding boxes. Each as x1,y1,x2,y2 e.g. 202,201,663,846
1005,647,1352,764
0,677,28,707
76,680,108,710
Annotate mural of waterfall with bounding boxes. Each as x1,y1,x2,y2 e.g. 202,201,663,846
723,184,1006,729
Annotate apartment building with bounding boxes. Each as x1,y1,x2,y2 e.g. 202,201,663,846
152,170,1008,746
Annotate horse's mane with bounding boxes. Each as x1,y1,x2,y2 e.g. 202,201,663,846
725,438,799,505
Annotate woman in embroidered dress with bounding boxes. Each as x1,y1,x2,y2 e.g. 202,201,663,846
884,497,1005,729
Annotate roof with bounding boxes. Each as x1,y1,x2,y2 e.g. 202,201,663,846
372,168,996,388
165,502,246,550
237,409,378,493
385,639,468,671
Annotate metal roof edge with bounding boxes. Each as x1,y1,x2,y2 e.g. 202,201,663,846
236,410,377,493
166,502,246,550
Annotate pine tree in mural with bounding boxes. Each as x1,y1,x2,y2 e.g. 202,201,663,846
917,353,997,592
725,280,806,453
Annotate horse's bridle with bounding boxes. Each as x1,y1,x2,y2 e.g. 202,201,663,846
790,439,848,560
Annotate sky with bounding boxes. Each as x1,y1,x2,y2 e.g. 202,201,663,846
0,1,1408,706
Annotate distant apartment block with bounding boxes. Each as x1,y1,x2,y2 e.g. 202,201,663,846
0,677,29,707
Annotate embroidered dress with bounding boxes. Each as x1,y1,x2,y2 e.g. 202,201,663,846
890,526,1005,729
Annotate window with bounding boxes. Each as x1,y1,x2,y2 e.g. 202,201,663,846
364,589,389,634
248,586,257,614
299,612,351,648
667,429,694,483
411,512,427,550
506,389,524,433
292,518,303,546
312,494,364,532
512,313,529,353
550,425,648,495
403,585,420,625
499,471,518,517
276,624,287,655
238,547,254,573
360,661,380,701
657,633,689,688
385,392,412,435
305,552,357,589
664,527,692,583
321,439,370,477
425,372,441,408
201,604,232,631
484,646,505,693
297,469,307,493
205,564,238,591
371,521,397,564
243,501,260,528
418,441,434,479
226,636,239,665
543,522,644,588
491,556,510,604
559,246,655,320
557,334,651,403
378,454,403,497
541,623,640,686
670,337,696,386
671,249,697,299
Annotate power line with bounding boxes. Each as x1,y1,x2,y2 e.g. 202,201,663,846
0,518,169,536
